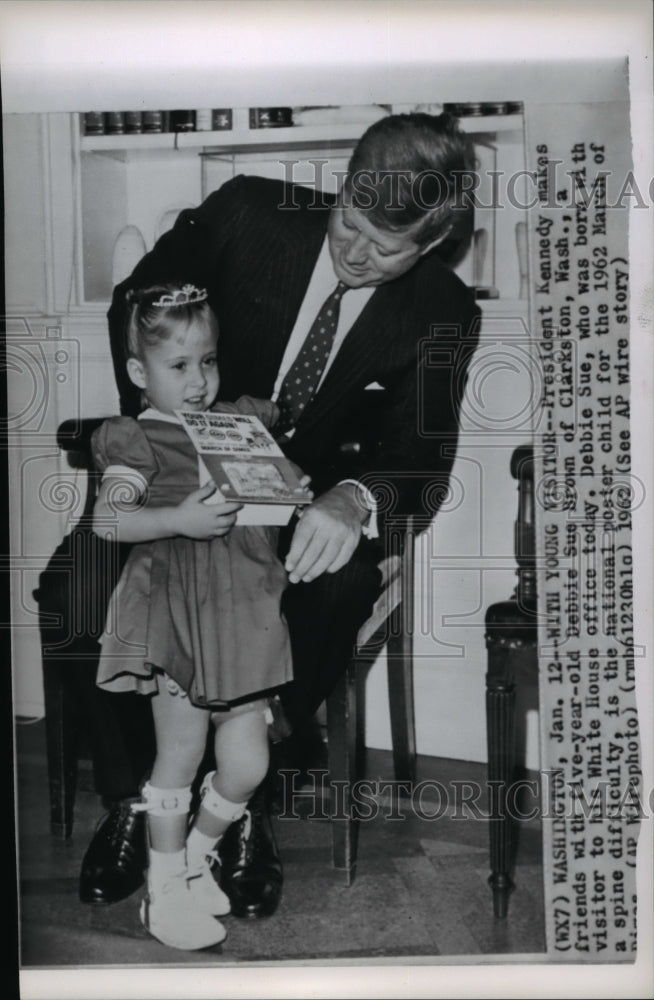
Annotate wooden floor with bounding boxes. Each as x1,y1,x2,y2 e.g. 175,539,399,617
16,718,545,969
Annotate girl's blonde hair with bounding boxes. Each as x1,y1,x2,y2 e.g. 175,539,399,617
125,284,218,361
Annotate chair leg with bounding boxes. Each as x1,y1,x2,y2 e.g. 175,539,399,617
486,644,517,917
42,662,81,839
326,660,359,885
353,659,370,781
387,599,417,785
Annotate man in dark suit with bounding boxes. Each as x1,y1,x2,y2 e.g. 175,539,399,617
79,112,481,918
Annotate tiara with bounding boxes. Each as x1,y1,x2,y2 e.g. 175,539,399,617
151,284,208,307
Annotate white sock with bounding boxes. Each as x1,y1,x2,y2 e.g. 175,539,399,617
148,847,186,874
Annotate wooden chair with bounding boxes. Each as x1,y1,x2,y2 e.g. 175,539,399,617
484,445,538,917
34,413,417,886
34,417,129,839
326,515,416,884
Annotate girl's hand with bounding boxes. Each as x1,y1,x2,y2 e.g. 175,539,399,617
299,474,314,499
172,483,242,539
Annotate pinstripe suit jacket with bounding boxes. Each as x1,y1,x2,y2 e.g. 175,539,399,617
108,175,481,522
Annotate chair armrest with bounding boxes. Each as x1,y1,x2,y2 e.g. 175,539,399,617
55,418,111,517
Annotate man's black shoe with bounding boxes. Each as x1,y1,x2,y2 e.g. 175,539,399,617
79,799,146,905
219,789,283,918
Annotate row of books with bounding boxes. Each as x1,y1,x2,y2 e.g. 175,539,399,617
81,108,294,135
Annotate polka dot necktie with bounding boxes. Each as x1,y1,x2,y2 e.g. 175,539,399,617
275,281,348,435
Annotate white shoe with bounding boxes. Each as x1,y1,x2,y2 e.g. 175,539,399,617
187,851,231,916
141,853,226,951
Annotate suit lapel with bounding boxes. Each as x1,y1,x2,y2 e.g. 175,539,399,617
256,205,330,370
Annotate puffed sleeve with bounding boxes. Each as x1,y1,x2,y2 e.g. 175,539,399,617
91,417,159,497
229,395,280,429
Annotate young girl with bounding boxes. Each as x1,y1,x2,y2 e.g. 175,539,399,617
92,283,300,951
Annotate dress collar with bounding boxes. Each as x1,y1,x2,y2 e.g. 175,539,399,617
137,407,180,425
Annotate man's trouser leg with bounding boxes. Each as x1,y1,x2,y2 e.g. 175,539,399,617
278,537,383,732
77,667,156,905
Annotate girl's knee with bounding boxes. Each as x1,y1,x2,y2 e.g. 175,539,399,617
212,704,270,797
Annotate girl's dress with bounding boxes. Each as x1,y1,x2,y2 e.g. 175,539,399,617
91,396,292,708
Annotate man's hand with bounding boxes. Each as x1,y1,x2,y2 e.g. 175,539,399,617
285,483,369,584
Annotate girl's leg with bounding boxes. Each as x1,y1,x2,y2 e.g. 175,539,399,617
186,700,270,914
147,675,210,852
212,700,271,804
139,675,226,949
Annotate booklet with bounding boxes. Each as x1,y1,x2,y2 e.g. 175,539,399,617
175,408,312,525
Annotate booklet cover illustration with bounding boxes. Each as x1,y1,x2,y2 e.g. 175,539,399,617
176,409,312,524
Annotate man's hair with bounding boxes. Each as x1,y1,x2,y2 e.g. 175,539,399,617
345,112,476,246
